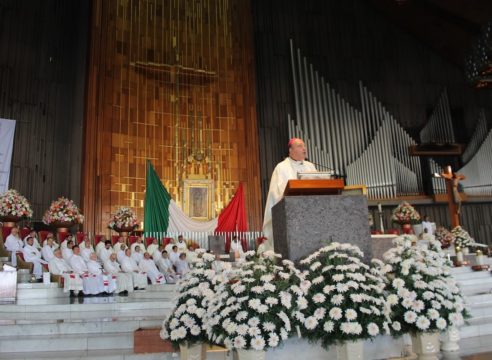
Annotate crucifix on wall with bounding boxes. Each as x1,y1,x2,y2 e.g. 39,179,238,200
433,165,466,228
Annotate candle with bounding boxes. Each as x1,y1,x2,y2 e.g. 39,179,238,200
456,248,464,263
378,203,382,213
477,250,484,266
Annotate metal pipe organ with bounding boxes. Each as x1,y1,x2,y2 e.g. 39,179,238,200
288,40,424,199
458,109,492,196
419,89,455,144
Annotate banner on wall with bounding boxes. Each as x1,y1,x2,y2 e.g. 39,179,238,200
0,119,16,194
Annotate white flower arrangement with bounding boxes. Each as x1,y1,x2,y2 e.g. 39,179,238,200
42,197,84,225
297,242,391,348
434,227,455,249
451,226,473,249
160,253,219,347
0,189,33,218
205,252,305,351
391,202,421,225
108,207,139,230
382,235,469,335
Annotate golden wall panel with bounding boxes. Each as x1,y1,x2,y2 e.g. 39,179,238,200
83,0,261,234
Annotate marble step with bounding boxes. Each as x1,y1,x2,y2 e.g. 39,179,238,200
467,293,492,305
0,318,163,337
16,283,68,300
460,318,492,339
0,332,135,353
0,349,230,360
453,270,492,281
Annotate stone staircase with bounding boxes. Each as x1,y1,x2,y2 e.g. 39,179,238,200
450,258,492,356
0,284,178,359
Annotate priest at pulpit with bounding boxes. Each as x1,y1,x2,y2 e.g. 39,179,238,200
262,138,317,249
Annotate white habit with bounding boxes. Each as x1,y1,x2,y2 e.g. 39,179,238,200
48,257,83,293
41,244,55,262
120,255,148,289
5,233,23,267
139,258,165,284
22,244,48,279
104,259,134,293
262,157,316,249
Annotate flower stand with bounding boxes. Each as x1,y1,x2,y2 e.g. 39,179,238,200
440,326,460,352
236,349,266,360
179,342,206,360
411,332,440,360
335,340,363,360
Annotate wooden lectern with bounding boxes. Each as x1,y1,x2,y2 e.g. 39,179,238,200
283,179,345,196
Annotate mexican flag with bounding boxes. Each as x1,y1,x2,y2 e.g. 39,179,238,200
144,161,247,234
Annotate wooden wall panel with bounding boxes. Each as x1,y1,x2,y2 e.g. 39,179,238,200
0,0,88,222
83,0,262,234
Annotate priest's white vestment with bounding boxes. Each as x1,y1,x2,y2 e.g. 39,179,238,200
139,258,165,284
120,255,148,289
48,257,83,293
22,244,47,279
103,259,134,293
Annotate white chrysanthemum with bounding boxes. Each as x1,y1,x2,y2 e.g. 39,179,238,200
329,307,343,320
232,284,246,295
304,316,319,330
297,296,308,310
387,294,399,306
310,261,322,271
251,286,263,294
313,293,326,304
248,317,260,327
280,328,288,340
431,300,442,310
323,285,335,294
412,300,425,313
190,325,201,336
423,291,435,300
314,308,326,320
449,312,464,326
323,321,335,333
280,291,292,308
427,309,439,320
262,321,276,332
257,304,269,314
312,275,324,284
251,336,266,351
248,327,261,337
331,294,344,305
332,274,345,282
404,311,417,324
416,316,430,330
392,278,405,289
367,323,379,336
345,309,358,321
234,335,246,349
248,299,261,309
336,283,349,293
402,298,413,309
391,321,401,331
268,333,279,347
236,324,248,336
436,318,447,330
350,294,363,303
265,297,279,306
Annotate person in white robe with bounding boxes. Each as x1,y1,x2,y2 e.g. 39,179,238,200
5,227,23,267
131,245,144,265
164,240,175,254
60,235,74,250
176,235,188,252
175,253,190,276
116,244,127,264
156,250,177,283
230,236,245,259
130,237,146,253
169,245,180,265
22,237,48,279
139,252,165,284
95,236,107,256
104,253,133,294
256,236,268,255
79,237,94,252
120,249,148,289
81,245,94,262
23,230,41,250
98,240,114,263
62,240,74,262
41,237,56,262
48,249,83,294
87,253,116,294
422,215,435,236
146,239,159,258
113,236,128,253
263,138,317,250
152,245,163,264
69,246,104,295
42,233,59,250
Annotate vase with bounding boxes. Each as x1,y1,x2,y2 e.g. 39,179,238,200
50,221,75,233
335,340,363,360
440,326,460,352
411,332,440,360
0,215,22,228
236,349,266,360
412,223,423,237
462,247,469,255
179,342,205,360
402,223,413,234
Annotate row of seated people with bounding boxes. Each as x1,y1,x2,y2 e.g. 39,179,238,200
3,227,192,296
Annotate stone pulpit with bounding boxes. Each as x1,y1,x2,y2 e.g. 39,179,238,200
272,180,372,263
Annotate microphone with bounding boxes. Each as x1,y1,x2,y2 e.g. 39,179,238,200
305,159,343,179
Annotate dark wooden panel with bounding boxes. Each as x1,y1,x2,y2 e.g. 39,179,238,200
0,0,88,222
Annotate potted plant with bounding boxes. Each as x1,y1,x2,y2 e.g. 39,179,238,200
42,197,84,232
205,251,305,360
391,202,421,234
434,227,455,249
297,242,391,359
0,189,33,226
108,207,139,234
451,226,473,255
382,235,468,360
160,252,218,359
